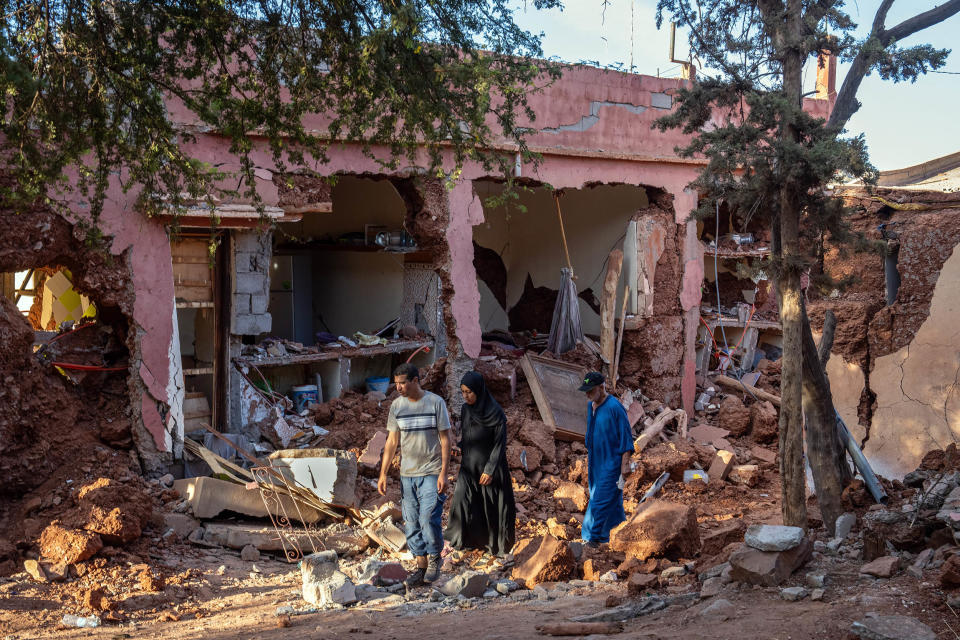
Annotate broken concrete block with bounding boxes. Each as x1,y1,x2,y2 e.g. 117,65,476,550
780,586,808,601
608,500,700,562
511,535,575,588
269,448,358,507
850,615,936,640
174,477,324,523
744,524,805,552
699,576,723,598
363,516,406,553
23,559,47,582
835,512,857,539
553,481,588,512
202,522,314,551
39,523,103,565
936,486,960,529
860,556,900,579
317,523,369,557
439,571,489,598
728,464,760,487
357,559,407,585
162,513,201,539
358,431,388,469
300,551,357,606
707,450,736,484
728,539,812,586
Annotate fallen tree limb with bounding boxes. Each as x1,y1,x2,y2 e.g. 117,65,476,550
537,622,623,636
714,374,781,407
634,408,687,451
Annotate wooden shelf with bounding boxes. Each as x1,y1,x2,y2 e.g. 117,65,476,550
184,367,214,376
274,241,419,255
176,301,215,309
234,338,433,368
702,314,781,331
704,245,771,259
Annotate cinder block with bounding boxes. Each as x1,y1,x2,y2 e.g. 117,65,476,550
235,271,268,295
234,230,270,253
233,293,251,315
235,252,254,274
250,293,269,315
233,313,271,336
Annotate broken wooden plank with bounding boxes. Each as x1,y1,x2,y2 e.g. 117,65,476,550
714,374,781,406
599,248,624,373
537,622,623,636
612,285,630,391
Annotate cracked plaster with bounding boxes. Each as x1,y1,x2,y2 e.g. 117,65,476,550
863,242,960,479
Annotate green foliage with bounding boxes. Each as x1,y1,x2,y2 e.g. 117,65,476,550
0,1,561,223
654,0,954,275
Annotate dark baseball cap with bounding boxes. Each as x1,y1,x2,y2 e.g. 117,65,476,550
578,371,605,392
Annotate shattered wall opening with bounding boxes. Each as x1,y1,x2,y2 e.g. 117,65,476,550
0,205,147,574
232,174,447,417
697,202,780,377
811,187,960,479
472,181,649,336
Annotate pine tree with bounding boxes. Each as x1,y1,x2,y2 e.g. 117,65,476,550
0,1,561,225
654,0,960,533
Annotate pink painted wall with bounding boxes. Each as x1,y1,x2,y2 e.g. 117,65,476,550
96,62,832,450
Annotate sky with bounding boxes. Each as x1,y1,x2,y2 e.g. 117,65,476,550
512,0,960,171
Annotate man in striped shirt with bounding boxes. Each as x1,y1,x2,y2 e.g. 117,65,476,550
378,362,452,586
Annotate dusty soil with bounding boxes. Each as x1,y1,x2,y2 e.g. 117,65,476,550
2,485,955,640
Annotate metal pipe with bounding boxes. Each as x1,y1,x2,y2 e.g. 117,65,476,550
836,413,888,505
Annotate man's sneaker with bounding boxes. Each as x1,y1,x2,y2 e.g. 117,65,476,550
405,567,426,587
424,554,442,582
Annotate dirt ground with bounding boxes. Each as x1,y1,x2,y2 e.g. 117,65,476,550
1,528,954,640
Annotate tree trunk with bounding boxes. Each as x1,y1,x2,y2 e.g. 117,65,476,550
801,302,849,536
776,1,808,529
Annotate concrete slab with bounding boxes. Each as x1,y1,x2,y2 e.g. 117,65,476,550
268,448,358,506
174,476,323,523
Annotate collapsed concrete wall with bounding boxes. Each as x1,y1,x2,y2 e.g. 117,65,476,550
811,188,960,479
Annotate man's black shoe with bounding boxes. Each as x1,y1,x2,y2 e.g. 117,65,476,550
424,554,442,582
405,566,427,587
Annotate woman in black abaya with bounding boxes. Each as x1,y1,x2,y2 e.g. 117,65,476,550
444,371,516,560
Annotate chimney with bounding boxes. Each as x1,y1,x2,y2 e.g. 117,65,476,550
815,49,837,101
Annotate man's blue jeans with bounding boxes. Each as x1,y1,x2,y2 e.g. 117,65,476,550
400,474,445,557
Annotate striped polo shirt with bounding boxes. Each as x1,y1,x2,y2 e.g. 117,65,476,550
386,391,451,477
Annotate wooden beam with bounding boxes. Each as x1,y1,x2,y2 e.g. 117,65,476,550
599,249,623,376
611,285,630,391
714,374,781,406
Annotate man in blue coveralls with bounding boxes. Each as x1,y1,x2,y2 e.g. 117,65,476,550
578,371,634,548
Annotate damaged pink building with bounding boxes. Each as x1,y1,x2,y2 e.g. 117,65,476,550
1,61,838,479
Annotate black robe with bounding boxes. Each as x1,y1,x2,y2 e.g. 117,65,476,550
444,372,516,556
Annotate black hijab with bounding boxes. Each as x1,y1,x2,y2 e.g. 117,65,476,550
460,371,505,429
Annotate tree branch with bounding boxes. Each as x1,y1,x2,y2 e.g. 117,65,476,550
828,0,960,130
883,0,960,43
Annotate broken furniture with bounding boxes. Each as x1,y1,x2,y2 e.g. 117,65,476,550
521,353,588,441
234,337,432,407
